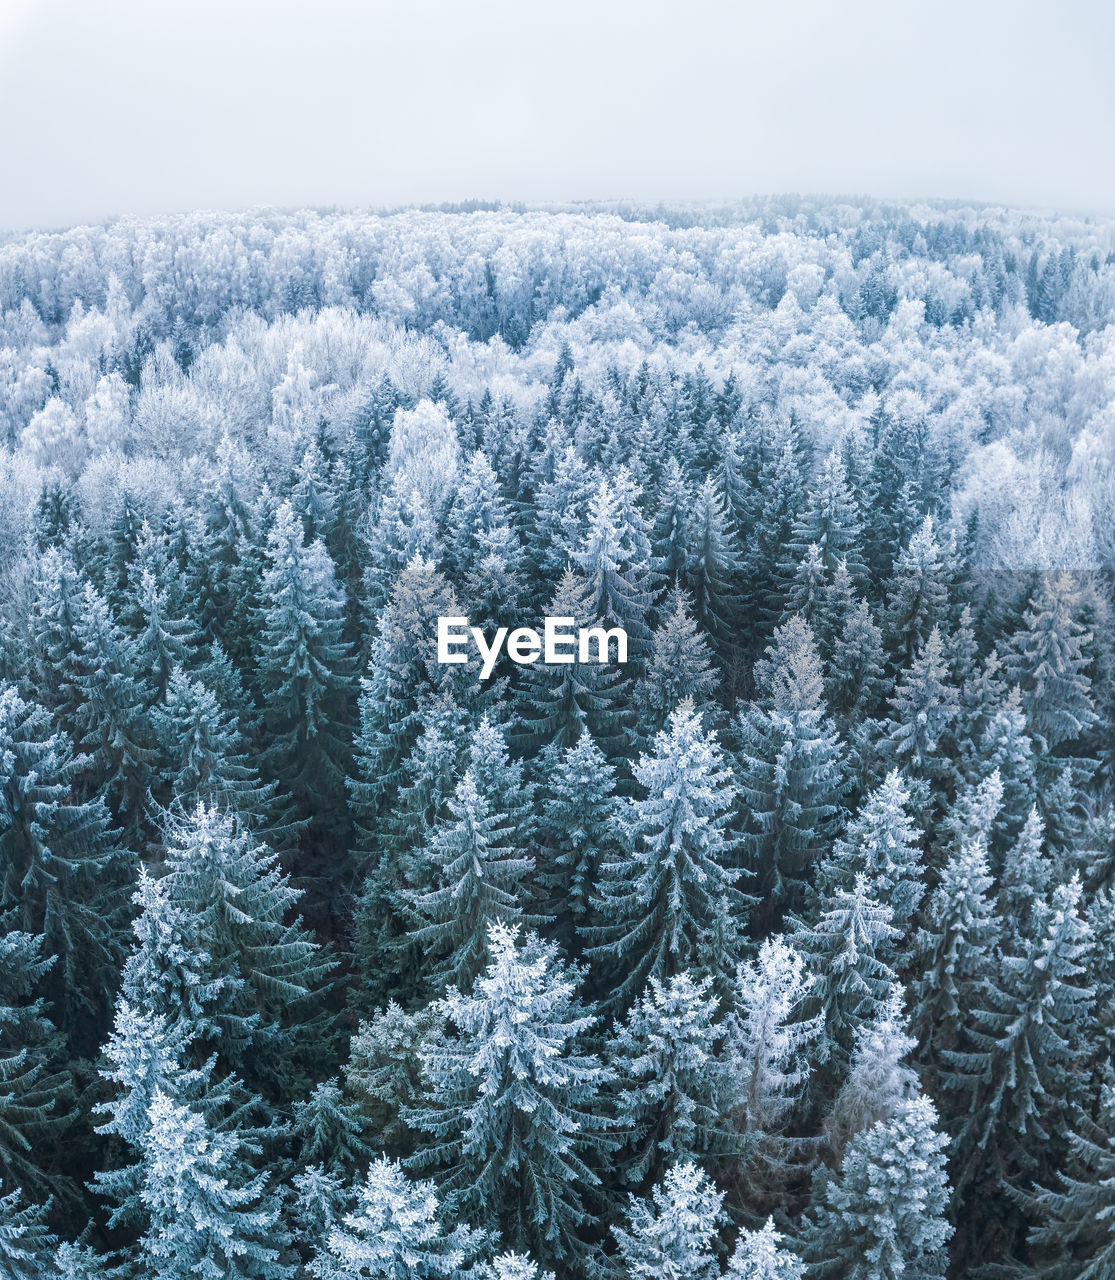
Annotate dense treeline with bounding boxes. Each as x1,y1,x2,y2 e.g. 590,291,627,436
0,199,1114,1279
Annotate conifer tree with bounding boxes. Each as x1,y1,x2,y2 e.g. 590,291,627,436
255,498,353,839
139,1090,292,1280
69,582,156,831
881,625,959,794
151,667,294,843
608,972,725,1185
651,457,693,584
0,930,73,1196
819,771,924,951
155,803,333,1087
998,806,1052,938
736,617,848,916
1022,1084,1115,1280
883,515,952,666
514,569,628,760
721,937,821,1212
684,475,742,650
0,1187,59,1280
0,684,129,1043
791,876,899,1073
405,768,536,993
945,877,1093,1194
536,731,622,949
633,588,719,743
609,1161,723,1280
349,557,462,828
1007,573,1097,756
802,1095,952,1280
406,923,614,1269
573,472,657,667
913,837,1000,1066
726,1219,803,1280
588,700,747,1006
309,1155,487,1280
781,447,867,583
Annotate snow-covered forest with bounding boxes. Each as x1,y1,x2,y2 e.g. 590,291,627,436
1,197,1114,1278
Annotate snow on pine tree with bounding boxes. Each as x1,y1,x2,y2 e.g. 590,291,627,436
151,665,295,845
309,1155,487,1280
0,683,130,1045
573,471,657,668
1006,572,1097,757
683,474,743,653
588,698,748,1007
735,616,848,919
721,936,821,1212
608,971,726,1185
790,876,899,1075
479,1252,555,1280
633,587,720,743
609,1161,723,1280
349,556,462,826
0,930,72,1198
255,498,353,842
944,876,1094,1196
913,837,1001,1065
535,730,622,950
801,1095,952,1280
1022,1083,1115,1280
818,770,924,956
881,624,960,799
823,990,919,1164
0,1186,59,1280
725,1218,803,1280
404,718,538,993
405,922,614,1269
138,1090,291,1280
152,803,333,1084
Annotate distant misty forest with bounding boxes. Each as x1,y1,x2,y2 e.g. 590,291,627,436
1,197,1114,1279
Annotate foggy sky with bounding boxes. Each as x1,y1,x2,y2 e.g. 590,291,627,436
1,0,1113,233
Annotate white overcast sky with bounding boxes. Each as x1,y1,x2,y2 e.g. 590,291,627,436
0,0,1113,232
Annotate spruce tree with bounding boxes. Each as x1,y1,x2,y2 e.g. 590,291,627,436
255,499,353,841
406,923,614,1269
405,768,536,993
726,1219,803,1278
588,700,747,1006
514,569,628,761
0,683,129,1044
684,475,742,651
802,1095,952,1280
1007,573,1097,756
819,771,924,952
736,617,848,917
608,972,725,1185
722,937,821,1214
309,1155,487,1280
633,588,719,744
535,731,622,951
1023,1084,1115,1280
913,837,1000,1067
609,1161,723,1280
790,876,899,1074
945,877,1093,1195
138,1090,292,1280
0,930,73,1196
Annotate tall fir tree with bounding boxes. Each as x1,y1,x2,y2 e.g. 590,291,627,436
406,923,614,1270
588,700,748,1007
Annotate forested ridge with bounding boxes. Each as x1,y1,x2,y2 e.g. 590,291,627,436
0,197,1114,1279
